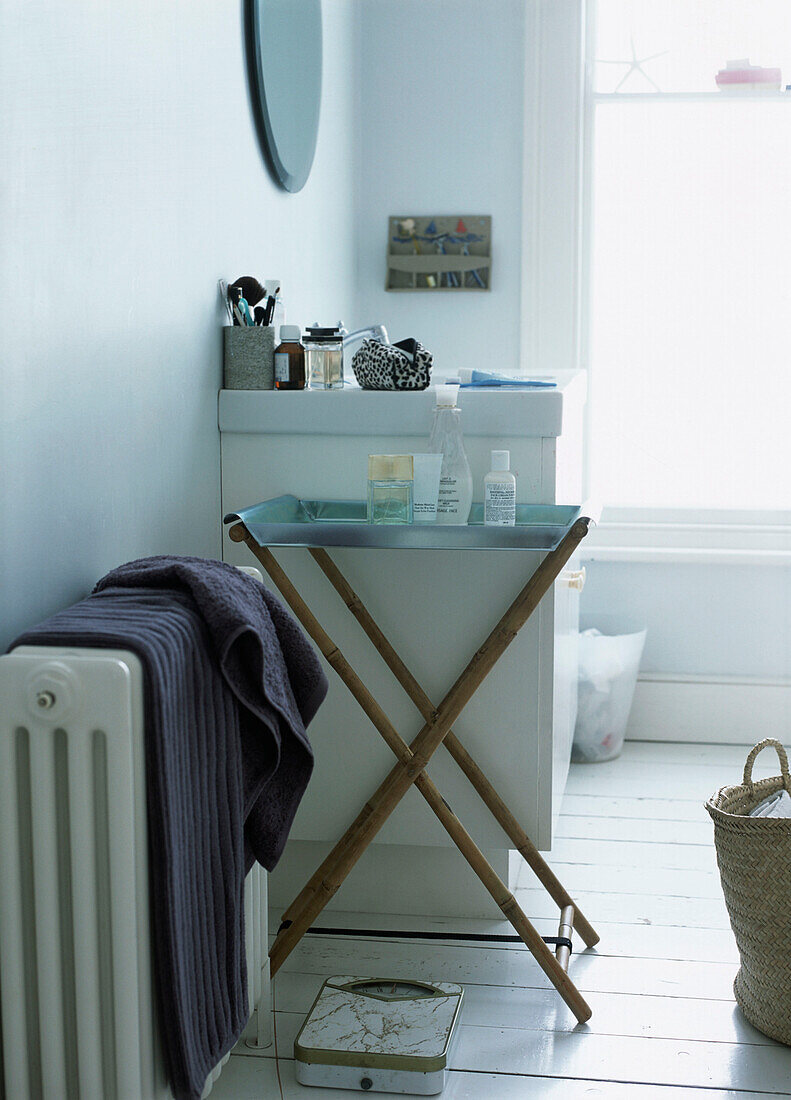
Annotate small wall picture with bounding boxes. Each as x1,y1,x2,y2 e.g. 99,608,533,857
386,215,491,291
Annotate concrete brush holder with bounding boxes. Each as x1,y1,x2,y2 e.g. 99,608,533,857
223,326,275,389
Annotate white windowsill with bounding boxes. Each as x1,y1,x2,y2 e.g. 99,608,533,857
580,509,791,565
594,90,791,103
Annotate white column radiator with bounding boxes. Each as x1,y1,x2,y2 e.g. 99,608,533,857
0,645,271,1100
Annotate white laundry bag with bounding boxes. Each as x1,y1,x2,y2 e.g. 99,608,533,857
572,616,647,763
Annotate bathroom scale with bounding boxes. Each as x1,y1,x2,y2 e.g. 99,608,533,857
294,975,464,1095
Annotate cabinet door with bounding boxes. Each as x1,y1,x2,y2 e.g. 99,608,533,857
551,558,582,834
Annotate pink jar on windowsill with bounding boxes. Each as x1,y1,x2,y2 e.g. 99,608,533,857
716,59,782,91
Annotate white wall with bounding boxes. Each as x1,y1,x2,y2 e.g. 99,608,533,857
0,0,357,650
351,0,790,682
582,561,791,680
353,0,527,376
4,0,787,681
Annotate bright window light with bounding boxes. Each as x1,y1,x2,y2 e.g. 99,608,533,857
588,1,791,511
594,0,791,95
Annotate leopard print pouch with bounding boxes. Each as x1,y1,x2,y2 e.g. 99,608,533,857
351,337,433,391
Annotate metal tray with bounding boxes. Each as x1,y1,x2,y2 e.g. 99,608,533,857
224,495,584,551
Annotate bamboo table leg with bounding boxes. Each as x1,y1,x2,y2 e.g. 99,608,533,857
308,546,599,951
228,520,594,1022
231,519,587,930
276,522,589,933
239,540,591,1022
258,538,582,959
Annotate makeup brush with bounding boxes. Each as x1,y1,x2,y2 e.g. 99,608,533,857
230,276,266,307
262,284,280,326
254,305,266,325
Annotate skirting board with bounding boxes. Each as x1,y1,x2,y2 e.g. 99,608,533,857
626,674,791,744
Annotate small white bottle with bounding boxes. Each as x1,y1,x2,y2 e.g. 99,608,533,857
484,450,516,527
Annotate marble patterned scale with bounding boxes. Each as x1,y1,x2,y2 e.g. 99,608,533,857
294,975,464,1095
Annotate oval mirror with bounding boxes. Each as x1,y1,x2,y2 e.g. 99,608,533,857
246,0,323,193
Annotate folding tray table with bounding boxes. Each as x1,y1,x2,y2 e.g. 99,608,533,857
225,494,600,1023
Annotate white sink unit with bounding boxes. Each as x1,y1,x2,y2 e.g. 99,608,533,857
219,373,586,918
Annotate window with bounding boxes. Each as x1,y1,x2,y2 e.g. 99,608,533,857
586,1,791,521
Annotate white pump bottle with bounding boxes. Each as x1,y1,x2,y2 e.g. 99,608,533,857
429,385,473,524
484,450,516,526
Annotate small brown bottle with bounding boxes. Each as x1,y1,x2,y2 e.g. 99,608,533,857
274,325,306,390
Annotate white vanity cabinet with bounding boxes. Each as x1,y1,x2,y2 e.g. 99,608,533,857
220,373,586,918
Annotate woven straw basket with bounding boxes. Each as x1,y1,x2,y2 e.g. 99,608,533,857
706,738,791,1045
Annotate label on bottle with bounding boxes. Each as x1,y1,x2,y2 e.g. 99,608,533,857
437,477,462,516
484,481,516,526
274,352,290,382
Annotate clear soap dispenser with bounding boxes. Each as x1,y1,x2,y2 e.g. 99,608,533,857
429,385,473,524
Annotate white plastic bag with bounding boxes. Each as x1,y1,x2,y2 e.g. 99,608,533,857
572,619,647,763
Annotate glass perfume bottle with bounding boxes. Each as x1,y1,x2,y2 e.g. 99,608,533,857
367,455,414,524
304,324,344,390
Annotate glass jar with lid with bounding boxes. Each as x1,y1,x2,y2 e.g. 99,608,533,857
304,324,344,390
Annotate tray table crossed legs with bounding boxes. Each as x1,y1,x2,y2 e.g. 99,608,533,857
228,514,599,1023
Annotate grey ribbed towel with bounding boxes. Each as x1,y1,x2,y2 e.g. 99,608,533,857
11,555,327,1100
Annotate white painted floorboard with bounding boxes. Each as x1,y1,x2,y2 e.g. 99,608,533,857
560,793,710,821
278,935,740,1001
272,970,771,1047
555,814,714,845
548,836,719,870
515,856,723,898
214,1053,771,1100
213,741,791,1098
258,1010,791,1095
290,910,740,964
